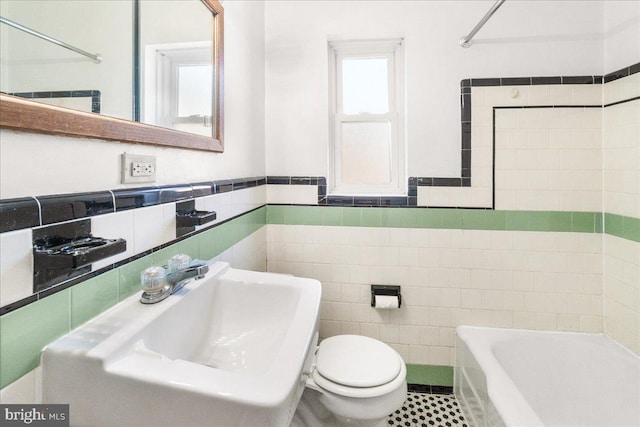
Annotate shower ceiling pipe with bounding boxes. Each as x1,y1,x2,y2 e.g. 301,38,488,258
460,0,506,48
0,16,102,63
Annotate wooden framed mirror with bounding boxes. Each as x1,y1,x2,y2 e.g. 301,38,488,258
0,0,223,152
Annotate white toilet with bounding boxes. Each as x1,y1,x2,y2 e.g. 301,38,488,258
292,334,407,427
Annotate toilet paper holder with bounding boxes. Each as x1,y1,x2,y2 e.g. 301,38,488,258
370,285,402,308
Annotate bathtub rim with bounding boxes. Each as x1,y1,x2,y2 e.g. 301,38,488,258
455,325,640,427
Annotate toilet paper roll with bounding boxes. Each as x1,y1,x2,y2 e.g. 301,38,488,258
374,295,399,309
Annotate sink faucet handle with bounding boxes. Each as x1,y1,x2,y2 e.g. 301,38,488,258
168,254,191,273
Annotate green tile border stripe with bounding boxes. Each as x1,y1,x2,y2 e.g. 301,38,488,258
406,364,453,386
269,206,605,234
0,206,267,389
605,213,640,243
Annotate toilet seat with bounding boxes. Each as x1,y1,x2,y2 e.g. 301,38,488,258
311,335,406,398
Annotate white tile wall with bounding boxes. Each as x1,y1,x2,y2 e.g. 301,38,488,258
267,224,603,366
603,72,640,356
495,107,602,211
419,83,602,209
604,72,640,105
132,204,177,254
603,99,640,218
603,235,640,355
0,229,33,306
267,185,318,205
91,211,135,270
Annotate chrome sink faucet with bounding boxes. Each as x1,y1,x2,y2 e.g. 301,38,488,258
140,255,209,304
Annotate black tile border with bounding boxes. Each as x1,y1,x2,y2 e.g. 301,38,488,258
37,191,114,225
0,197,40,233
7,90,101,114
1,177,268,233
408,384,454,395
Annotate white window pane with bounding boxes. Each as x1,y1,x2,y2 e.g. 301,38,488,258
342,58,389,114
341,121,391,184
177,65,212,117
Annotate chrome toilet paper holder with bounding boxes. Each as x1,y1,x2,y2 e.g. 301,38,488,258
370,285,402,308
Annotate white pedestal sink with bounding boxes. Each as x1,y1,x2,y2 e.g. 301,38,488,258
42,262,322,426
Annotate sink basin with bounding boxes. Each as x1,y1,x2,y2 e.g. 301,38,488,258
42,262,322,426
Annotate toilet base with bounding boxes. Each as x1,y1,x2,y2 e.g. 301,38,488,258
291,385,405,427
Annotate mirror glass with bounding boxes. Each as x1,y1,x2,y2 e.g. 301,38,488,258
138,0,214,137
0,0,133,120
0,0,221,140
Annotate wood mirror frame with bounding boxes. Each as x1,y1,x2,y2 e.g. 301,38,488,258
0,0,224,152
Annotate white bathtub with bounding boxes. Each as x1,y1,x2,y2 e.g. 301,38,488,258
455,326,640,427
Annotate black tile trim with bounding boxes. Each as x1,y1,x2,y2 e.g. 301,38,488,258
266,176,325,185
1,177,269,235
37,191,114,225
407,384,454,395
0,197,41,233
604,95,640,108
8,90,101,114
0,204,268,316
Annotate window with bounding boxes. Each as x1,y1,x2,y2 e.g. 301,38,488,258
329,39,405,195
143,42,213,137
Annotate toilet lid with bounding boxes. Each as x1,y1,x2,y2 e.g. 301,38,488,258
315,335,401,388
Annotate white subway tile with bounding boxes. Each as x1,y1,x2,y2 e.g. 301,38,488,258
0,229,33,306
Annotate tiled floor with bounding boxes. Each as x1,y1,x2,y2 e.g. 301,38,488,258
387,392,468,427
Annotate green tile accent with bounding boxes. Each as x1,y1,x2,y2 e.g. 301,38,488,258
0,290,71,388
198,226,219,260
442,209,463,229
118,255,153,300
405,364,453,386
571,212,596,233
505,211,528,231
283,206,304,225
302,206,324,225
463,210,505,230
381,208,419,228
361,208,383,227
548,211,572,231
625,216,640,242
342,208,362,226
606,213,640,243
152,246,176,267
322,207,343,226
526,211,550,231
267,206,615,235
594,212,603,233
173,235,200,260
71,269,119,329
418,209,444,228
605,213,624,237
267,205,285,224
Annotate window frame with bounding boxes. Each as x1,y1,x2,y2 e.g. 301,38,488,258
328,38,405,195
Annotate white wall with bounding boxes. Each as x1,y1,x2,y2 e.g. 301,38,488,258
0,0,266,199
264,0,604,180
604,0,640,72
